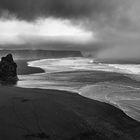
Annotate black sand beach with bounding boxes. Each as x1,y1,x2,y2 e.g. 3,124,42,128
0,60,139,139
16,60,45,75
0,0,139,139
0,86,139,140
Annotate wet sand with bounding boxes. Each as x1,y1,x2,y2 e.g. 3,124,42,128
0,86,139,140
16,60,45,75
80,82,140,122
16,60,140,123
9,59,140,139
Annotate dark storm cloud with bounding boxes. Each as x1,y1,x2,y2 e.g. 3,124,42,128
0,0,120,20
1,0,140,61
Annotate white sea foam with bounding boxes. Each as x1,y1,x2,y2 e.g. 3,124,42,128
20,57,140,122
79,82,140,122
28,57,140,75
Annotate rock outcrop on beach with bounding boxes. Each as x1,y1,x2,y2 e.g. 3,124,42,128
0,54,18,83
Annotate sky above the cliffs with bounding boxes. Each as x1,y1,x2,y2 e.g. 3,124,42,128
0,0,140,60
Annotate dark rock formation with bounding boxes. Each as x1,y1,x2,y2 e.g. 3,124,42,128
0,54,18,83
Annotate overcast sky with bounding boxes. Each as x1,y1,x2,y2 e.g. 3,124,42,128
0,0,140,60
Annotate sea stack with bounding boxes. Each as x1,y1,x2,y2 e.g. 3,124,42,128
0,54,18,83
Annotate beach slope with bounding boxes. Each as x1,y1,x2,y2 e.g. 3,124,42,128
0,87,139,140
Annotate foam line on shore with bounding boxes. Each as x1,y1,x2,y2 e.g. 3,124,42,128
79,83,140,122
25,58,140,122
27,57,140,75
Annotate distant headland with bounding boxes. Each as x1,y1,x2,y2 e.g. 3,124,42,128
0,50,83,60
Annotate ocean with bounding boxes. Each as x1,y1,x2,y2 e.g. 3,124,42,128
17,57,140,122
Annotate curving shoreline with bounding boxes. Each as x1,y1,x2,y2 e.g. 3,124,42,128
16,60,45,75
80,83,140,122
18,59,140,123
0,86,139,139
6,59,140,139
